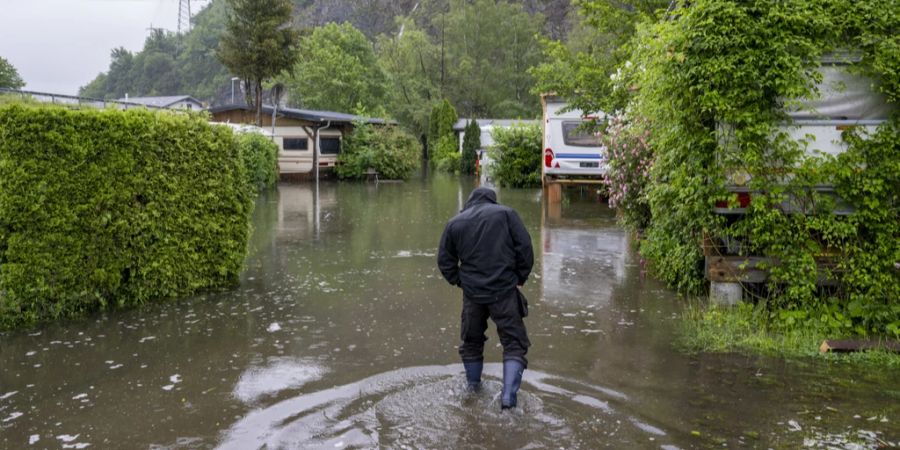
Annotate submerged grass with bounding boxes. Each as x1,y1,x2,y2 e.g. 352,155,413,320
676,301,900,369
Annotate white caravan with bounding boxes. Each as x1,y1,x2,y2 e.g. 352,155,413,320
541,95,608,184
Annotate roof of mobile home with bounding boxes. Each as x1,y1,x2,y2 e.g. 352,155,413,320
208,104,394,125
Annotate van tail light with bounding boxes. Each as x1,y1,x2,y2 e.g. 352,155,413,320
716,192,752,209
544,148,554,168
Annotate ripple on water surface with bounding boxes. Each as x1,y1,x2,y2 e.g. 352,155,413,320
217,364,679,449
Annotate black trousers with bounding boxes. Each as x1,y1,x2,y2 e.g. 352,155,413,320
459,289,530,367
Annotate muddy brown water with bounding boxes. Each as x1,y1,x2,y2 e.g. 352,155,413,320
1,175,897,449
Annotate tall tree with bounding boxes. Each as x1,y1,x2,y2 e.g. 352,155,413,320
438,0,545,118
107,47,135,98
461,119,481,175
283,22,387,113
530,0,668,113
376,18,441,137
0,56,25,90
217,0,300,125
427,98,458,161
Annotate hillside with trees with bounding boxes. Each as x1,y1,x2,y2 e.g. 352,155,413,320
79,0,578,132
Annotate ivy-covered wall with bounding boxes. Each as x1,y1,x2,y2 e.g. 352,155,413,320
0,104,254,329
608,0,898,335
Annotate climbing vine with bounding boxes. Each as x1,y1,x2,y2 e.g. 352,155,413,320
605,0,898,336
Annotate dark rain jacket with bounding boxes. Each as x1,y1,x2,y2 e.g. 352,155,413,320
438,187,534,303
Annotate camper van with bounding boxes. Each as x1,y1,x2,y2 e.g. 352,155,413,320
541,95,608,184
714,54,893,217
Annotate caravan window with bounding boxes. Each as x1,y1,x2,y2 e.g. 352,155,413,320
320,137,341,155
283,137,309,151
562,121,602,147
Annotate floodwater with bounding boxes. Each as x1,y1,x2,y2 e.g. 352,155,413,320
1,175,897,449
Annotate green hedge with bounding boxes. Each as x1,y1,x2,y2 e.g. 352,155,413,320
490,123,542,188
236,131,279,191
0,104,253,329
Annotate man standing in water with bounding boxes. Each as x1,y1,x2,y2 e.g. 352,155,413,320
438,186,533,410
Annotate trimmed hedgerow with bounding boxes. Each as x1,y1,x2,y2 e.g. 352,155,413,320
490,123,542,188
0,104,253,329
236,131,279,192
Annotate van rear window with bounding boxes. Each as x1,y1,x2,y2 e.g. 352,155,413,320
562,121,602,147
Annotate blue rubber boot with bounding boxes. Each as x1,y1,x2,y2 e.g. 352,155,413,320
501,359,525,409
463,361,483,392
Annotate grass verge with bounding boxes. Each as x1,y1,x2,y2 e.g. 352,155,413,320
676,301,900,369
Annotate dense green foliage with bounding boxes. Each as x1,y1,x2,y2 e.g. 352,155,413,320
217,0,300,126
284,22,387,113
0,56,24,89
438,0,544,118
530,0,668,114
587,0,899,337
490,124,542,188
428,99,459,171
235,132,279,192
0,104,253,329
375,19,441,137
432,135,461,174
336,121,421,180
460,119,480,174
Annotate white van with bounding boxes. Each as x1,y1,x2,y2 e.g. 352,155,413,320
541,95,608,183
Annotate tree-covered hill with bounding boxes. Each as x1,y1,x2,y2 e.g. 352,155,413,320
79,0,579,131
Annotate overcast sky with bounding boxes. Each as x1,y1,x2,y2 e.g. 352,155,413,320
0,0,209,95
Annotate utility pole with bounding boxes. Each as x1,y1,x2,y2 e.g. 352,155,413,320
178,0,192,34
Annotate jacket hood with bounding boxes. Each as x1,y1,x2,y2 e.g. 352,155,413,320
463,187,497,210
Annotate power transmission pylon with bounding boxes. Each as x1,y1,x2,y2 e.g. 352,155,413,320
178,0,192,34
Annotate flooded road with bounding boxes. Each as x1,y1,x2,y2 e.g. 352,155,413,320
1,175,897,449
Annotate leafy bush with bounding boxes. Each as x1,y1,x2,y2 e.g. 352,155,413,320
431,134,461,174
236,131,278,192
460,119,480,175
336,121,421,180
0,104,253,329
490,124,542,188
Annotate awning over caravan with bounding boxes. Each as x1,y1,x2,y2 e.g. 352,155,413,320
208,104,394,126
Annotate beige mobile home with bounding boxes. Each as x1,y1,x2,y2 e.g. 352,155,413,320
209,104,392,177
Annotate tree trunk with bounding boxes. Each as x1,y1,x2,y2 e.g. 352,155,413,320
255,79,263,127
